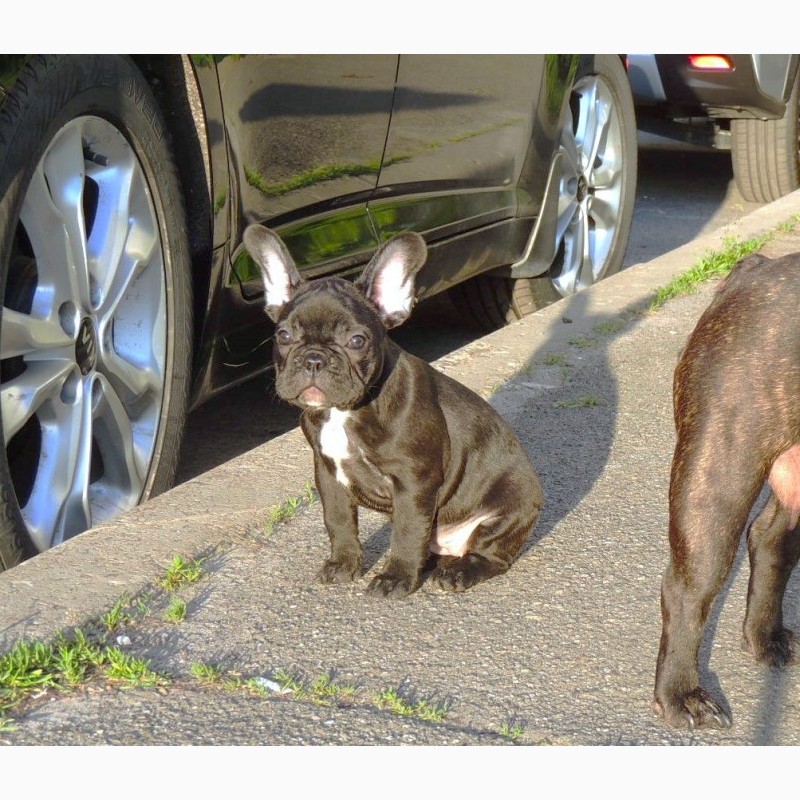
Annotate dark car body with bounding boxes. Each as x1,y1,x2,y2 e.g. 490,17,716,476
0,54,637,569
120,55,578,409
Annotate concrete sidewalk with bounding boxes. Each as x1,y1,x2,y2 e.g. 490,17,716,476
2,191,800,745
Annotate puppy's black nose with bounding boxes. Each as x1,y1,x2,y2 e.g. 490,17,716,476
302,351,327,375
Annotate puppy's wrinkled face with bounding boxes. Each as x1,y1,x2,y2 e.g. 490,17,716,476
272,277,387,410
242,224,428,412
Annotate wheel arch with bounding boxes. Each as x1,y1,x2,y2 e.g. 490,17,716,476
129,56,215,353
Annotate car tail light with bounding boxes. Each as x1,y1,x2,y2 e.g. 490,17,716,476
688,55,734,71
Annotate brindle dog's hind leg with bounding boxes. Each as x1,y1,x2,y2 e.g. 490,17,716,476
743,491,800,665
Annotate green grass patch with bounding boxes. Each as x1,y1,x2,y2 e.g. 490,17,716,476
554,394,602,409
164,596,187,624
499,721,525,741
594,318,626,336
191,663,224,684
101,594,135,632
309,674,357,705
0,629,169,727
649,234,770,311
373,687,449,722
264,481,319,535
567,336,596,349
159,555,205,592
542,353,567,366
104,648,168,688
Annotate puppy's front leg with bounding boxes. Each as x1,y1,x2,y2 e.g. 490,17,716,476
314,455,363,584
366,488,435,599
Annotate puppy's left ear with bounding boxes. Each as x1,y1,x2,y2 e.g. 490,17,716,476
243,224,304,321
355,232,428,329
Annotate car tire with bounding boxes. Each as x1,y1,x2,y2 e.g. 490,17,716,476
0,55,192,572
455,54,638,329
731,68,800,203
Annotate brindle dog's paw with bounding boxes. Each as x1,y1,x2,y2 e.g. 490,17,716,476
743,627,797,667
432,554,494,592
653,688,732,730
365,570,418,598
317,557,362,584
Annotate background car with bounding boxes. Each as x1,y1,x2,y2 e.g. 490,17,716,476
0,54,638,572
628,54,800,202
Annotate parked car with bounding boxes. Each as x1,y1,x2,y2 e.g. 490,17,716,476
0,54,638,572
628,54,800,201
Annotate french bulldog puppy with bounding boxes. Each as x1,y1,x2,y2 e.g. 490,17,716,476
243,225,543,598
653,251,800,729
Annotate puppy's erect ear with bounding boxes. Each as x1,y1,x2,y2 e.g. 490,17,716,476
243,224,304,321
355,232,428,329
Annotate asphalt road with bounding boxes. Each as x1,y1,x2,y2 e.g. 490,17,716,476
4,148,800,751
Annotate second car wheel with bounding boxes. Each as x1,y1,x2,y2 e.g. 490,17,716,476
455,54,638,329
0,55,192,572
731,67,800,203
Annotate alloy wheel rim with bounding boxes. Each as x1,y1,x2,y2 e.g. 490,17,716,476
1,116,167,551
551,74,625,296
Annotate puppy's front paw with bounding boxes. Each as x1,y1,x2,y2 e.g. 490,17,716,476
365,570,418,599
743,627,797,667
652,687,732,730
317,557,362,584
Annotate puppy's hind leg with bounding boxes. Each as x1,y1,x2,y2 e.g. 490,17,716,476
431,510,536,592
743,488,800,666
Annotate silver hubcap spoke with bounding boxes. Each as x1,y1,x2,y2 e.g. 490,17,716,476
551,73,625,296
92,374,147,492
1,360,76,443
25,376,93,550
1,116,167,551
1,308,73,359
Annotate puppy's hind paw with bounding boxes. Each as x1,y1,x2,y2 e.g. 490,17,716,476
432,553,505,592
317,557,362,584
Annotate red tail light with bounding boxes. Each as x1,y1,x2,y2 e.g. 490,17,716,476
688,55,734,71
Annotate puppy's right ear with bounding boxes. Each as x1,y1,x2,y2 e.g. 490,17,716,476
243,225,304,321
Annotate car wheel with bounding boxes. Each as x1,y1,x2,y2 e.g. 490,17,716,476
0,55,192,572
731,68,800,203
455,54,638,329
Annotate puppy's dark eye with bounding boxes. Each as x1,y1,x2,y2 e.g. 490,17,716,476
347,334,367,350
276,328,292,345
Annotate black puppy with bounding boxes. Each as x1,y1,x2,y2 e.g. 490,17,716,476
654,251,800,729
243,225,543,598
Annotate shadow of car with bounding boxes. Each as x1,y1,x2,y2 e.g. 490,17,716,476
0,54,638,571
628,54,800,202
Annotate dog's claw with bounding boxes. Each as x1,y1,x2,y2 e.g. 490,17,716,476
317,558,362,584
656,688,732,730
365,572,417,598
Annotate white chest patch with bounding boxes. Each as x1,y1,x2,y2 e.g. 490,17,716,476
319,408,351,486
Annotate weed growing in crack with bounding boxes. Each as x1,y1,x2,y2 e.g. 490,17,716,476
190,663,224,684
373,687,449,722
159,555,205,592
499,721,525,741
264,481,319,536
554,394,602,409
650,233,772,311
101,595,135,632
165,596,187,624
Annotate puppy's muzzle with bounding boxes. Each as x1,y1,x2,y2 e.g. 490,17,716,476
296,349,329,377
